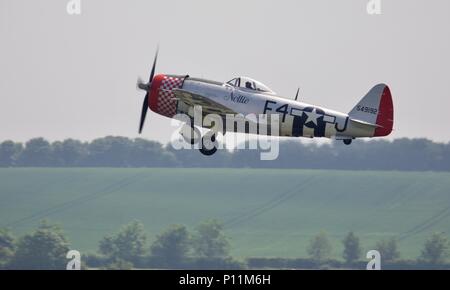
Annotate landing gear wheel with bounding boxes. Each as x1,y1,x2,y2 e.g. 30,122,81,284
199,132,218,156
343,139,352,145
180,124,201,145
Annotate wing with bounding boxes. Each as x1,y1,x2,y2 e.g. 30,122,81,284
171,89,237,115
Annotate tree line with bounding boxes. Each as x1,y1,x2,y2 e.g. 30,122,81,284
1,220,449,270
0,220,241,270
1,136,450,171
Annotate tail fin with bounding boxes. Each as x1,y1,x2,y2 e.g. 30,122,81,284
349,84,394,137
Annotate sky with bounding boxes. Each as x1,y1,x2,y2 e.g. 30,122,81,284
1,0,449,143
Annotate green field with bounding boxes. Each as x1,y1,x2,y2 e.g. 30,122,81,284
1,168,450,260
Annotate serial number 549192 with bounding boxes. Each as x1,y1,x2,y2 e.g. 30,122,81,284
356,105,378,115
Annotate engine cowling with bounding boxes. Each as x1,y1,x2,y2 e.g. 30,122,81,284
148,74,185,118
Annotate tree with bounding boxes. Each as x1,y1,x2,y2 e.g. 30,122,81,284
342,231,361,264
18,138,54,166
307,232,332,263
130,138,179,167
375,237,400,262
150,225,191,267
0,228,16,268
87,136,134,167
103,259,134,270
52,139,88,166
192,219,230,258
0,141,23,167
9,221,70,269
420,232,449,265
98,221,147,264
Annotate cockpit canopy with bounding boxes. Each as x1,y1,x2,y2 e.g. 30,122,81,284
226,77,275,94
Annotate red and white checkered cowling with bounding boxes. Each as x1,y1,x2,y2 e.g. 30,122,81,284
149,74,184,118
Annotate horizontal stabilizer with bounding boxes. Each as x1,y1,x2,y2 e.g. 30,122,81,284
350,118,382,128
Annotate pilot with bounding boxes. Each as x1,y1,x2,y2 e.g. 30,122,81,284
245,81,253,89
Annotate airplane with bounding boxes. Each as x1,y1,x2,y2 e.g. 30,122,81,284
137,49,394,156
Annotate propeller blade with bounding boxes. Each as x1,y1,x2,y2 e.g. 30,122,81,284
148,46,159,83
138,46,158,133
139,93,149,134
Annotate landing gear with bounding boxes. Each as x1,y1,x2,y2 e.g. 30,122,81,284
179,124,201,145
343,139,352,145
179,123,219,156
199,132,218,156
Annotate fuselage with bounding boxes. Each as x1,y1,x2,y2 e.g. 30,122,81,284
147,74,383,140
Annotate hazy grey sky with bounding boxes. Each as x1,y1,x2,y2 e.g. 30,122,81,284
1,0,449,143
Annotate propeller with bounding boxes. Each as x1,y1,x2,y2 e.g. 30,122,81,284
137,47,159,134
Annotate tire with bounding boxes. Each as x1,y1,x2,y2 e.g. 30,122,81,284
199,133,218,156
343,139,352,145
180,124,201,145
